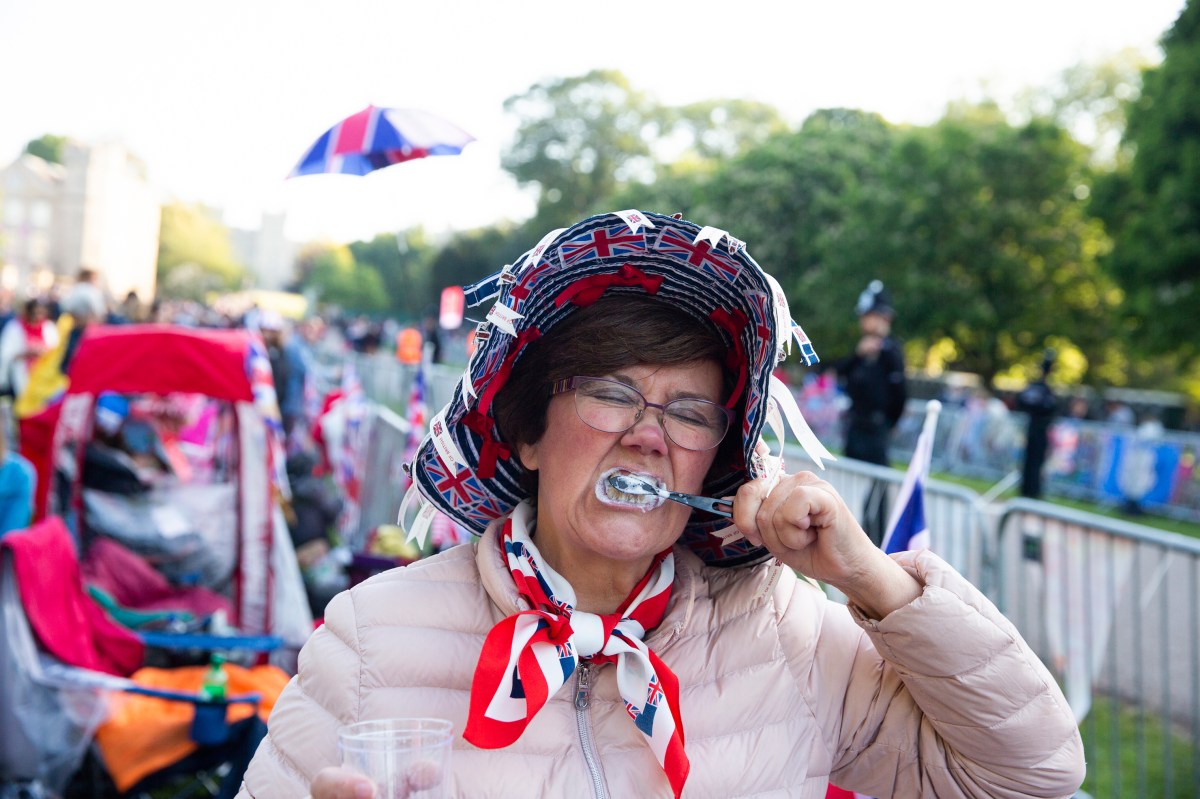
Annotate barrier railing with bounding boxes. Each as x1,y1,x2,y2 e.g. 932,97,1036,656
351,404,412,551
815,448,1200,797
993,500,1200,797
799,448,988,589
343,354,461,414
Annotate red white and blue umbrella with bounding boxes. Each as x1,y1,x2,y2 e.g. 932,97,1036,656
288,105,475,178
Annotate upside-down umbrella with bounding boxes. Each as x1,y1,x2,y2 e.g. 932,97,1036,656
287,105,475,178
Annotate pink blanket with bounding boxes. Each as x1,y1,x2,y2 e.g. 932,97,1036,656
82,536,233,618
2,517,144,676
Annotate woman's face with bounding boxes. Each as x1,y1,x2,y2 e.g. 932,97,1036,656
517,360,724,570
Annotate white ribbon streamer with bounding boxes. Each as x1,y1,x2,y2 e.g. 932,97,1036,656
399,481,438,547
768,374,835,469
515,227,566,274
762,272,794,357
485,303,523,337
429,407,467,467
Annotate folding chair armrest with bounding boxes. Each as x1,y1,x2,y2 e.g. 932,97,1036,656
137,630,284,653
87,584,194,629
123,685,262,707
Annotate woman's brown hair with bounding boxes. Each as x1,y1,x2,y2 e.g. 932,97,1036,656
492,293,745,494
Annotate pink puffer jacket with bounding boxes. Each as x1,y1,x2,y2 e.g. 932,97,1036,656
239,524,1084,798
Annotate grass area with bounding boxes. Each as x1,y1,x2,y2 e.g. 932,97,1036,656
1080,697,1200,799
929,470,1200,540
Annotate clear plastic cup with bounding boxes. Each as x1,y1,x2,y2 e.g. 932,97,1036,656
338,718,453,799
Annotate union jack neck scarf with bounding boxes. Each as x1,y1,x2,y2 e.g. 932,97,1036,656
465,502,690,797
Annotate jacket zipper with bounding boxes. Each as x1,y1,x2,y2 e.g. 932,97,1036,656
574,661,608,799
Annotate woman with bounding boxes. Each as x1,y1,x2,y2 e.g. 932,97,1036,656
239,211,1084,798
0,298,58,399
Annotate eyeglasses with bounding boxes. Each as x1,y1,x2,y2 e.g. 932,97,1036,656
550,376,732,451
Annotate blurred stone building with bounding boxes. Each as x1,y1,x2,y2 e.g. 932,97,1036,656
0,139,161,305
230,211,298,292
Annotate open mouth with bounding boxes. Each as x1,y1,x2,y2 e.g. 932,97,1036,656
596,468,666,511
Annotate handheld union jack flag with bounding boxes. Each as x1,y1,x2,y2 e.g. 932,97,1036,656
881,400,941,555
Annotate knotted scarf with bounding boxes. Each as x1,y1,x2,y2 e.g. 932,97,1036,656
465,502,690,796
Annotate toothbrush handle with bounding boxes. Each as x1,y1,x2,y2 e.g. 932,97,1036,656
665,491,733,519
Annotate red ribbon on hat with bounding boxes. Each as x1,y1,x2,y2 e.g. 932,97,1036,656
477,327,542,416
466,327,542,478
708,307,749,411
554,263,664,308
463,409,512,479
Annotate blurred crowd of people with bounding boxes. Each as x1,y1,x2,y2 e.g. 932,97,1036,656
0,268,453,618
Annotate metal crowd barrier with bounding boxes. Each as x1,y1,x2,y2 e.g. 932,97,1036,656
802,449,988,588
344,353,461,413
351,404,413,550
817,450,1200,797
993,500,1200,798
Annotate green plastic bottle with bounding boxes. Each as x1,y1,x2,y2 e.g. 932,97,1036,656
199,653,228,701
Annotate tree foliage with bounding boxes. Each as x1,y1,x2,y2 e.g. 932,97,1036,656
24,134,67,165
1013,49,1148,166
660,99,789,162
156,203,244,300
349,230,435,320
501,70,668,231
828,108,1115,384
298,242,387,313
690,109,896,360
428,225,527,316
1092,0,1200,373
506,70,791,233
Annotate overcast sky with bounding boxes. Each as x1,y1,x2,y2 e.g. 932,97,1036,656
0,0,1187,244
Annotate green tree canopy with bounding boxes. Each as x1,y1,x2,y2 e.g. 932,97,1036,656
828,107,1116,385
511,72,790,229
300,242,387,313
502,70,664,231
24,134,67,164
1013,49,1149,166
605,101,794,223
156,203,244,300
427,225,527,318
692,108,897,361
349,230,436,319
1092,0,1200,376
660,99,789,162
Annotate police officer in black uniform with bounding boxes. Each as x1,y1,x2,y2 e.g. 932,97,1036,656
836,281,907,463
1016,349,1058,499
830,281,908,544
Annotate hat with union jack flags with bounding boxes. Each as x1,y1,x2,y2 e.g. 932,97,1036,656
401,210,834,567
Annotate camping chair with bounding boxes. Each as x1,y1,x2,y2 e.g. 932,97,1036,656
0,518,281,799
78,533,284,670
46,325,316,658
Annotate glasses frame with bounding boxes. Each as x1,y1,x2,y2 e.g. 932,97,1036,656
550,375,733,452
